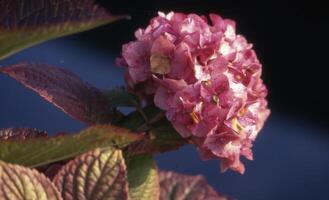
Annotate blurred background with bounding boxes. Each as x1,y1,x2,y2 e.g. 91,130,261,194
0,0,328,199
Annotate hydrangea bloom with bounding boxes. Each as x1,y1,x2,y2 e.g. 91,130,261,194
117,12,270,174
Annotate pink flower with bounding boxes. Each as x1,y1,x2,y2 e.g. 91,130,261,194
118,12,270,174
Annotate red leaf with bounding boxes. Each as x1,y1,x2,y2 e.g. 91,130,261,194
37,161,67,180
0,0,128,59
0,63,115,125
0,128,47,140
0,0,124,29
159,171,234,200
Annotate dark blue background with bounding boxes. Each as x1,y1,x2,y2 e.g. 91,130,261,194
1,37,328,199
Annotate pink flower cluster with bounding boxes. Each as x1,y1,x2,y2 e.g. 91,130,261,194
118,12,270,173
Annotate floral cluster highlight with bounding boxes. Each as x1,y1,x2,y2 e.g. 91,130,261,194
117,12,270,173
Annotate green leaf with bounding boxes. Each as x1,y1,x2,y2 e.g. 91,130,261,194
149,118,187,152
117,106,160,131
0,161,62,200
159,171,232,200
53,148,128,200
0,0,128,59
104,87,140,107
0,63,118,125
118,106,186,155
0,125,143,167
126,155,160,200
125,118,186,156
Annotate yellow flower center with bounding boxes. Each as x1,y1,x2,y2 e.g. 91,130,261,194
202,80,212,86
238,108,247,117
189,111,200,124
212,95,220,105
231,117,244,133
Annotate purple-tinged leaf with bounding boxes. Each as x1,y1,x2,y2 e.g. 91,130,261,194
0,0,128,59
0,161,62,200
0,63,116,125
53,148,128,200
37,161,67,180
0,127,47,140
159,171,234,200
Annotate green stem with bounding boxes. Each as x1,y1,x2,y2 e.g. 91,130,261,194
136,111,165,132
136,105,149,124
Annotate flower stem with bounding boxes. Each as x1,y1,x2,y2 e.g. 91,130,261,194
136,111,165,132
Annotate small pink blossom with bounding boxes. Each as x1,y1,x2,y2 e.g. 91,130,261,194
118,12,270,174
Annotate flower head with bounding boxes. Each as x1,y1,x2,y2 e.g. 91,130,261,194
118,12,270,174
